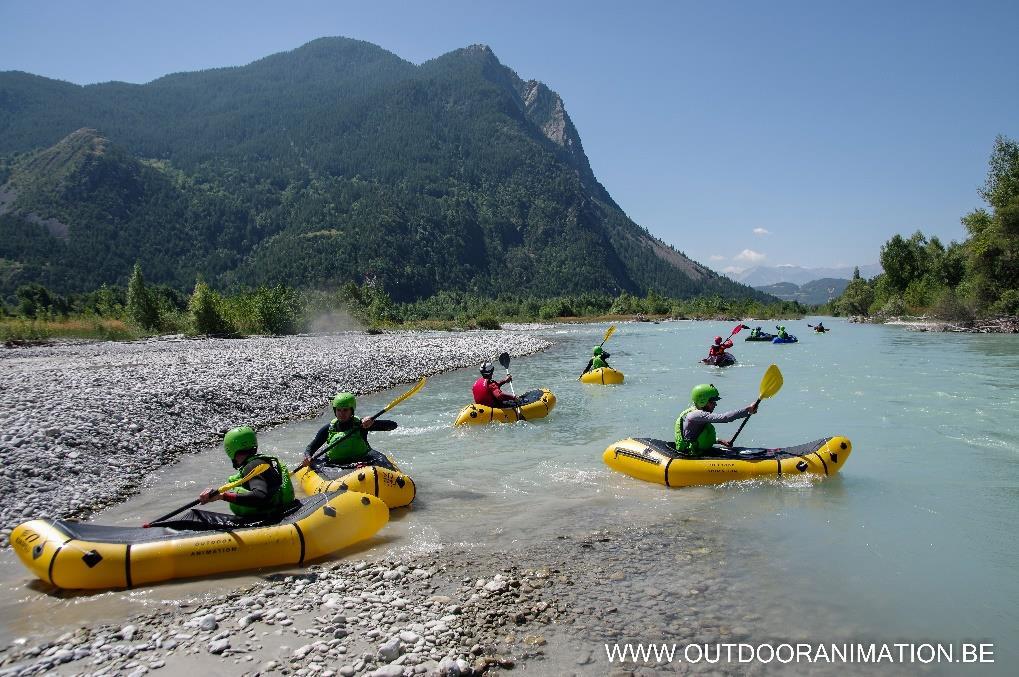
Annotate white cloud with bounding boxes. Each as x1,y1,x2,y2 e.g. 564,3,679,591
753,227,770,236
734,249,766,263
708,255,726,261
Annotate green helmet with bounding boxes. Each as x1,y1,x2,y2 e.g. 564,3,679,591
331,392,356,411
691,384,721,408
593,346,603,356
224,426,257,460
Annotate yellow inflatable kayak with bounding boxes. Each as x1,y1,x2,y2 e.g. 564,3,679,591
11,491,388,590
293,450,415,508
580,367,625,384
454,388,557,425
603,436,852,488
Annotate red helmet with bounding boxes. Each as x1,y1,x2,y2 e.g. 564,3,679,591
713,336,723,344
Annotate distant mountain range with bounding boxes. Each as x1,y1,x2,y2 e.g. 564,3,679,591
0,37,769,303
735,264,882,287
753,278,852,305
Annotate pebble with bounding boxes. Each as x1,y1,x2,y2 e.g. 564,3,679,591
208,639,230,655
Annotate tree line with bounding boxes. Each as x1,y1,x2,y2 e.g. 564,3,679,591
1,263,803,342
830,135,1019,320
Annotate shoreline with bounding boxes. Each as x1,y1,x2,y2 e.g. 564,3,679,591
0,330,553,548
0,520,817,677
854,316,1019,333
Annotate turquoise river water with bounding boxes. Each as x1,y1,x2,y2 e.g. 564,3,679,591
2,318,1017,672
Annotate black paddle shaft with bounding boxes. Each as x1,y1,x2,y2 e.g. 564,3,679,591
728,397,762,447
144,498,201,527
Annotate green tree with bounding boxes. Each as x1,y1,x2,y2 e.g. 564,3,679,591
127,262,160,329
252,285,304,335
188,280,232,335
964,135,1019,310
834,277,874,316
16,283,54,318
880,232,929,294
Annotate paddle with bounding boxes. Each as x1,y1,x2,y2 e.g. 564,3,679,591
725,323,750,342
498,351,526,418
727,364,783,447
296,377,426,471
581,325,616,376
599,325,616,348
143,463,269,527
498,352,517,398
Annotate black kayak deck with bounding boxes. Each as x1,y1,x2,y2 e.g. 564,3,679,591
632,437,833,461
47,493,331,544
310,448,399,480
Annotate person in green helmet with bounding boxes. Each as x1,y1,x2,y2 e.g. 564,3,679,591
300,392,397,467
198,426,295,517
674,384,758,454
776,325,790,340
582,345,612,374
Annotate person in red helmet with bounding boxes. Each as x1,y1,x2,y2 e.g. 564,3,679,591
707,335,733,360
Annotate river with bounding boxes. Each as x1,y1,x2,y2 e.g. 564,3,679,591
2,318,1015,672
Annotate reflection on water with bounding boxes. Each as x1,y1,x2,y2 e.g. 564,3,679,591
2,318,1017,670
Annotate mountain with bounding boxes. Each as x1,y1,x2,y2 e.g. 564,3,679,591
0,129,255,292
737,264,882,287
0,38,768,302
754,278,851,305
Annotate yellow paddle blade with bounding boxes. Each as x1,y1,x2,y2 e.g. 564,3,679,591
383,376,427,413
602,325,616,344
759,364,783,399
217,463,269,493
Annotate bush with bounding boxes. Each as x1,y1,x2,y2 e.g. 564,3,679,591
188,281,233,335
538,298,573,319
931,288,975,322
903,277,943,310
474,315,501,330
252,285,304,335
876,296,908,317
990,289,1019,316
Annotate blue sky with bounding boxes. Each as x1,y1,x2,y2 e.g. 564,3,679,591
3,0,1017,275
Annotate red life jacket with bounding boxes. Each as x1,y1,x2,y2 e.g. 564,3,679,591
708,340,732,357
473,377,497,406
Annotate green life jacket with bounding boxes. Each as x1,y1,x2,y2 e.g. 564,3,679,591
674,405,717,453
591,356,608,369
226,455,295,517
325,417,370,463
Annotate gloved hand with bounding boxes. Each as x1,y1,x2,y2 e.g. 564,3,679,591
198,488,220,504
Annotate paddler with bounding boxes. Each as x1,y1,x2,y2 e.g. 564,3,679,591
198,426,295,516
675,384,758,454
776,325,790,340
300,393,397,467
472,362,519,408
706,335,733,360
582,345,611,374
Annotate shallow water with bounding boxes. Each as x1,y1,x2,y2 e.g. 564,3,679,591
2,319,1016,671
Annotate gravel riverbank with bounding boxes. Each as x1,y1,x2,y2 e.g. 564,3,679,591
0,520,866,677
0,331,552,548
